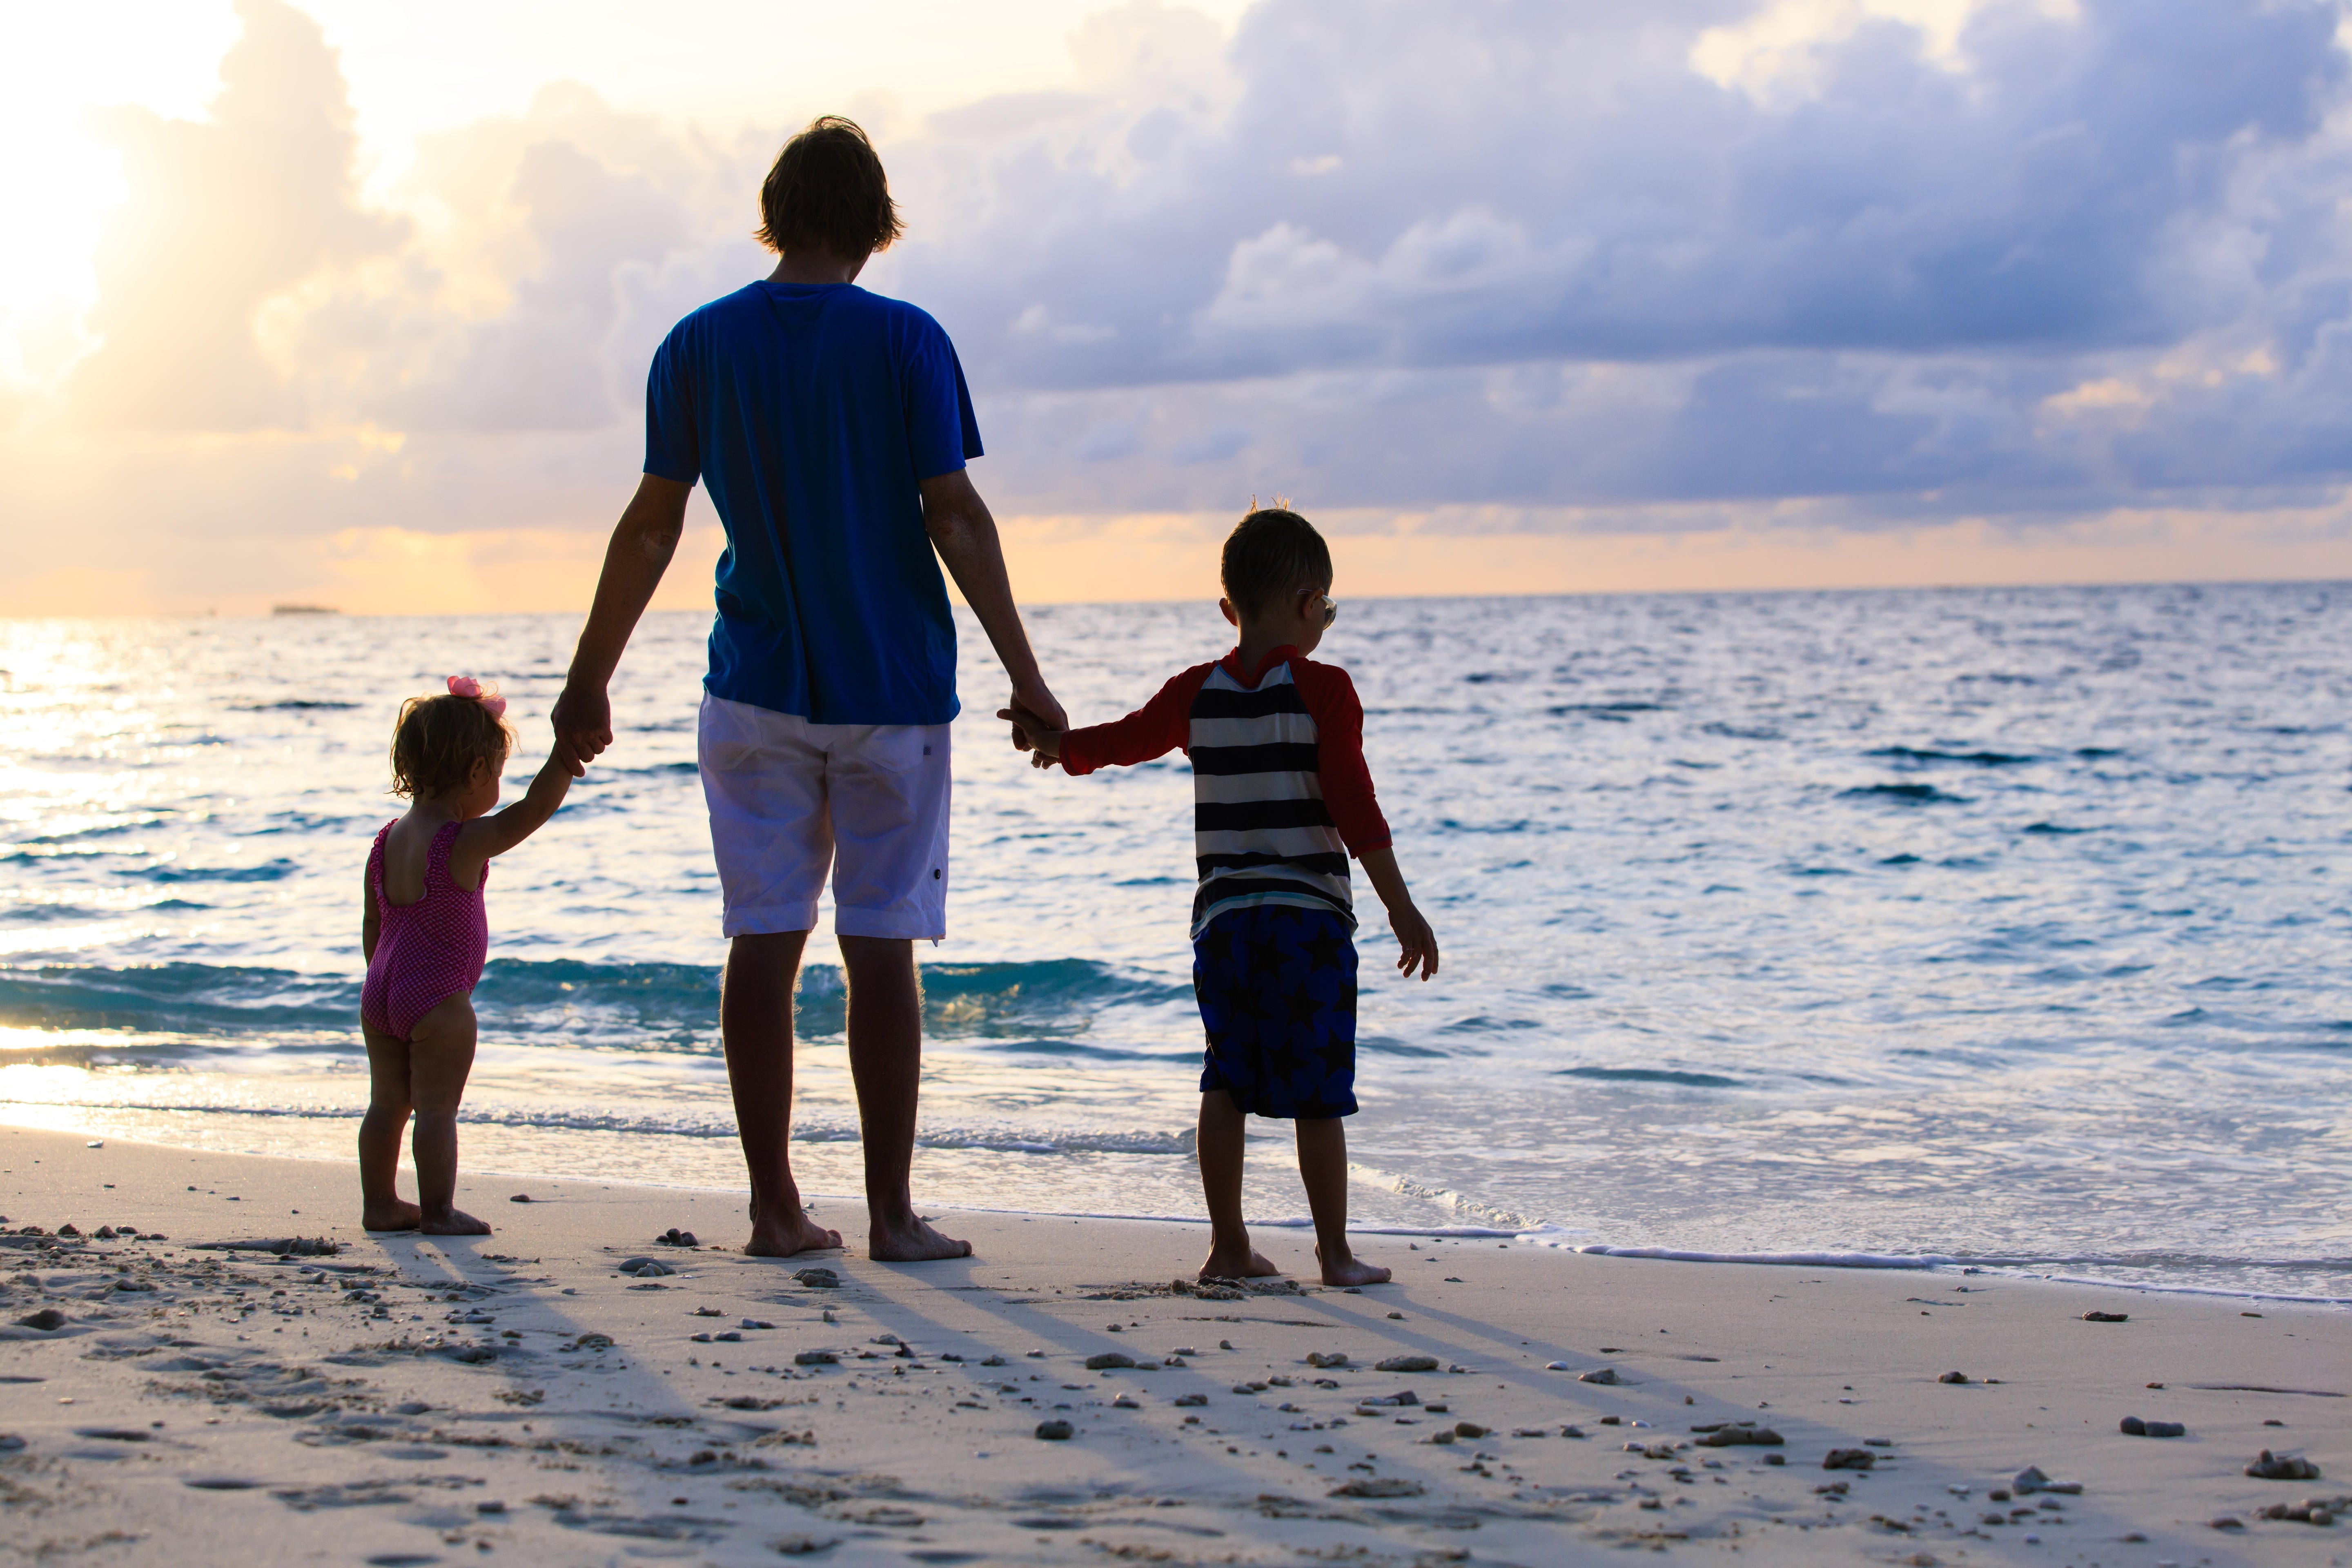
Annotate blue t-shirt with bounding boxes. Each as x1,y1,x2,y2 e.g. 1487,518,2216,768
643,281,982,725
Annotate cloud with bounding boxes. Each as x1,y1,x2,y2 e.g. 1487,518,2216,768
9,0,2352,615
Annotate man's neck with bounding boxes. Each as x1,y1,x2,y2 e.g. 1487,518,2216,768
768,247,866,287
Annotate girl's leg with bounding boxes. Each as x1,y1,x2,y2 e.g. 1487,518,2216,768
405,995,489,1236
1295,1118,1390,1287
1196,1091,1277,1280
359,1021,422,1232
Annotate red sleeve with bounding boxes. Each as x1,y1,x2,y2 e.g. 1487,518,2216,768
1059,664,1216,777
1290,659,1392,856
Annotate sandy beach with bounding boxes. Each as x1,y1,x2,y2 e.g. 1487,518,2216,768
2,1124,2345,1567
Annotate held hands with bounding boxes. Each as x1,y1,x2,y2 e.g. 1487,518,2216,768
998,684,1067,770
548,683,612,778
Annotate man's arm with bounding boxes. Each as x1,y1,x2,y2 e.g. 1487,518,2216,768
550,474,694,774
918,469,1067,737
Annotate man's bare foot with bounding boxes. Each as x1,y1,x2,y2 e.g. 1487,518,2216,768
362,1198,423,1232
869,1214,971,1261
1315,1246,1392,1287
1200,1247,1281,1281
420,1207,491,1236
745,1213,843,1257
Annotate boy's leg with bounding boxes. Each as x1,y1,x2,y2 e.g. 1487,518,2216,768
1295,1118,1390,1287
1196,1090,1276,1279
840,935,969,1261
722,930,843,1257
358,1021,421,1232
405,996,489,1236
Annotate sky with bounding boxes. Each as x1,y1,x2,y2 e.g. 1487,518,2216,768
5,0,2352,615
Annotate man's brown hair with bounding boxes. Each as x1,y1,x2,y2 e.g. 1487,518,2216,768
389,693,512,800
756,116,904,260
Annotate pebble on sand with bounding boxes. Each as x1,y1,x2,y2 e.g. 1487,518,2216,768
1034,1420,1074,1441
657,1228,698,1247
2081,1310,2129,1323
13,1310,65,1331
793,1268,840,1289
1577,1367,1619,1385
1306,1352,1349,1368
1376,1354,1440,1373
2245,1450,2323,1481
2012,1465,2083,1495
2120,1416,2185,1437
1823,1448,1876,1470
509,1194,532,1203
1085,1352,1138,1371
793,1350,839,1367
1938,1371,1970,1383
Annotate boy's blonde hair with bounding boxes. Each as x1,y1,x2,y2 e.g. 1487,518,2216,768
390,690,512,799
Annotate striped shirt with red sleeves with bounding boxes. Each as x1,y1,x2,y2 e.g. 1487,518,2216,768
1058,645,1392,937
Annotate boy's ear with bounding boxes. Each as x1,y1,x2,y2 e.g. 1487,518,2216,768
1218,597,1239,628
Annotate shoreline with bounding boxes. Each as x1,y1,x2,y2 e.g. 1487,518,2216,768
5,1125,2349,1565
9,1109,2345,1308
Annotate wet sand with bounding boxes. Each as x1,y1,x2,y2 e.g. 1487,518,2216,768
2,1124,2346,1565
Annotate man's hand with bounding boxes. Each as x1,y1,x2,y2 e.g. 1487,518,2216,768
1005,678,1067,751
998,701,1065,768
549,683,612,777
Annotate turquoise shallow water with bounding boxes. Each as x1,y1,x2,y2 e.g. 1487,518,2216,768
2,586,2348,1298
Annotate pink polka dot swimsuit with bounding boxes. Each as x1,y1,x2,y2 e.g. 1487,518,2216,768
361,820,490,1041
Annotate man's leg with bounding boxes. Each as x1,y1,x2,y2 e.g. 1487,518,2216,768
838,934,969,1261
723,929,842,1257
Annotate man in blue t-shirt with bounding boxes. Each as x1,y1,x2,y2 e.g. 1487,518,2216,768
552,117,1066,1263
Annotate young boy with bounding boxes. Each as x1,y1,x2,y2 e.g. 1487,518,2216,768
1002,505,1439,1286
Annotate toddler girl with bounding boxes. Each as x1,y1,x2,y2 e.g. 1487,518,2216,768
359,677,574,1234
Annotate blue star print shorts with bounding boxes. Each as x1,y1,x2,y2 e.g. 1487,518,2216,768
1192,905,1359,1119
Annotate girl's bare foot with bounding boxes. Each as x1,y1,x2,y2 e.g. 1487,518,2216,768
1316,1246,1392,1287
869,1214,971,1261
1200,1247,1281,1281
420,1207,491,1236
362,1198,423,1232
746,1213,844,1257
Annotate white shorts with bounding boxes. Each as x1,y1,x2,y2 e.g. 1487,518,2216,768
697,693,951,941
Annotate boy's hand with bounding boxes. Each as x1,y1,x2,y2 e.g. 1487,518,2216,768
1390,901,1440,981
998,702,1065,769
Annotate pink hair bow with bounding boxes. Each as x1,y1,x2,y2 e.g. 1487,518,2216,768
447,675,508,719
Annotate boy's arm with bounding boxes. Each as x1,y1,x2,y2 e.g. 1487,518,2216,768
1292,661,1434,979
1290,662,1391,854
361,864,381,964
1002,664,1212,774
1358,847,1439,980
453,757,575,873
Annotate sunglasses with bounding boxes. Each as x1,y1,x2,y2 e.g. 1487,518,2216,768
1305,591,1337,628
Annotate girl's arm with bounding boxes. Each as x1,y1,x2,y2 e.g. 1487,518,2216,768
361,864,381,963
452,757,575,878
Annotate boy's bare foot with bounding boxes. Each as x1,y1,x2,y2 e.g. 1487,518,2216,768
746,1213,843,1257
869,1214,971,1261
361,1198,423,1232
420,1207,491,1236
1199,1247,1281,1281
1316,1246,1392,1287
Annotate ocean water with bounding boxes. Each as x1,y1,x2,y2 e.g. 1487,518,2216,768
2,586,2348,1301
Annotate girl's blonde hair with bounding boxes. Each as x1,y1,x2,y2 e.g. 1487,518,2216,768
390,688,513,799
